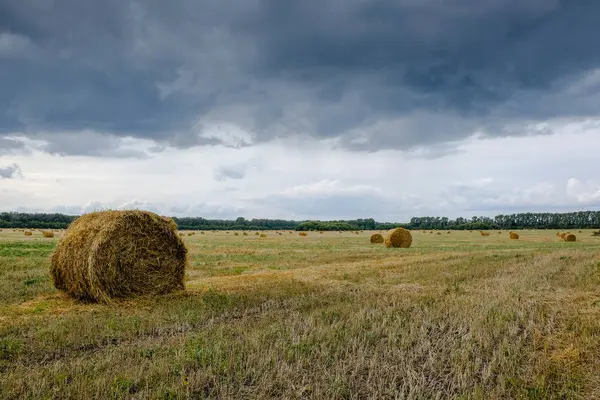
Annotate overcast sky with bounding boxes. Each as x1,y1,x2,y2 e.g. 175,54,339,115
1,0,599,221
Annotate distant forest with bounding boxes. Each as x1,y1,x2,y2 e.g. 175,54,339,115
1,211,600,231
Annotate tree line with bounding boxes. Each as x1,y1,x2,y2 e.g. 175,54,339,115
1,211,599,231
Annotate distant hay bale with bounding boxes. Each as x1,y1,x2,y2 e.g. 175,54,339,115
299,232,308,237
42,231,55,238
509,232,519,240
437,232,442,235
370,233,384,244
319,231,324,234
564,234,576,242
447,231,451,234
179,233,184,237
260,233,267,238
592,230,600,237
200,232,205,235
255,232,260,235
234,232,239,236
385,228,412,248
278,232,283,235
24,231,33,236
480,232,490,236
49,210,187,302
498,231,502,234
187,233,193,236
243,232,248,236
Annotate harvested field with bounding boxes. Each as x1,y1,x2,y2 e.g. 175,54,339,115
1,229,600,399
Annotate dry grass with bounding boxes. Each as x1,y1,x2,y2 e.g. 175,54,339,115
1,229,600,398
49,210,187,303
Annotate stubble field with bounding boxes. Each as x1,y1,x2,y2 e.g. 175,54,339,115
1,229,600,399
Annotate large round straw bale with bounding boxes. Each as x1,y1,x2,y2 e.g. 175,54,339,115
24,231,32,236
564,234,576,242
50,210,187,302
42,230,55,238
385,228,412,248
299,232,308,237
509,232,519,240
370,233,384,244
260,233,267,238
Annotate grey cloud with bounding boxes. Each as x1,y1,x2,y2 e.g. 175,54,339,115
169,203,245,219
1,0,600,153
0,137,26,154
214,165,245,182
35,131,149,158
0,163,22,179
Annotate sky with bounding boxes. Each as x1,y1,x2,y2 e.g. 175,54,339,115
1,0,600,222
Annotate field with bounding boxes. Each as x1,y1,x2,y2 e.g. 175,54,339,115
1,229,600,399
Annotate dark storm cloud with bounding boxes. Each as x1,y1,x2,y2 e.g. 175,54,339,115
1,0,599,153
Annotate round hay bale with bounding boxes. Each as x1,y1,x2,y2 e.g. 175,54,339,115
509,232,519,240
187,232,193,236
370,233,384,244
243,232,248,236
50,210,187,302
24,231,33,236
260,233,267,238
42,230,55,238
234,232,239,236
299,232,308,237
385,228,412,248
255,232,260,236
564,234,576,242
480,232,490,236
